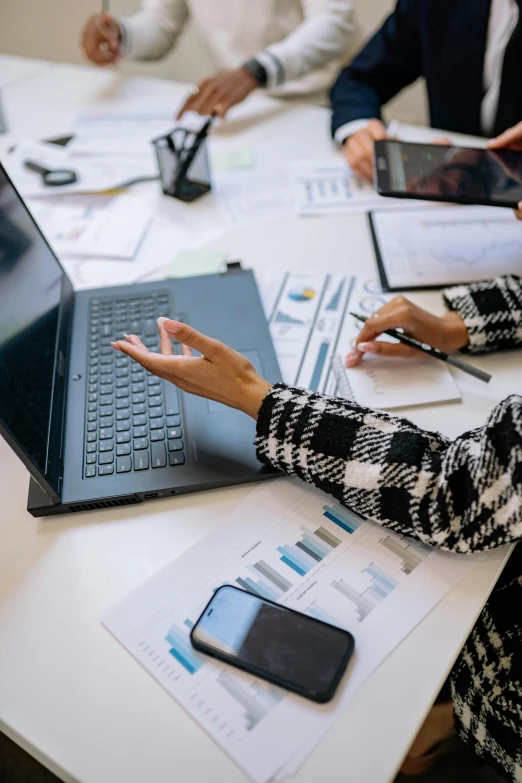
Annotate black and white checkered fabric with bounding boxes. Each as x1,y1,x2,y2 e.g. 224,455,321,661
444,274,522,355
255,276,522,781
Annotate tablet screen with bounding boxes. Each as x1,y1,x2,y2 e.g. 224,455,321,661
375,141,522,207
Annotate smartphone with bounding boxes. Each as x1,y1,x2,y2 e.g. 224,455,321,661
374,139,522,208
190,585,354,703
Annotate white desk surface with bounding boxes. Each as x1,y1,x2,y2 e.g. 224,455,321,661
0,57,516,783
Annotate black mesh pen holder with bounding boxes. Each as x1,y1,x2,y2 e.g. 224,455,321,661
153,127,212,203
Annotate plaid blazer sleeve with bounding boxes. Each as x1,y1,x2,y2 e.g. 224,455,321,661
255,385,522,554
443,275,522,355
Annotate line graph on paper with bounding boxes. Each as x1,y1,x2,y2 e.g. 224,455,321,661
371,206,522,289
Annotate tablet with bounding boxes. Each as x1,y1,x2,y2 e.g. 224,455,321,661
374,140,522,209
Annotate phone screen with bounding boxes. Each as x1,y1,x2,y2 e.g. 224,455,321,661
374,140,522,207
191,585,354,702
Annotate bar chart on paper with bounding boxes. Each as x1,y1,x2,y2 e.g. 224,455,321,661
103,479,477,783
261,271,461,411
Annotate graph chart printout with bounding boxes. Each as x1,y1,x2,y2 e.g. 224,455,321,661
370,205,522,290
259,272,460,411
102,479,478,783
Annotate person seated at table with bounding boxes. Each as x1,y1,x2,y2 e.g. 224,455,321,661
81,0,355,118
113,122,522,780
331,0,522,181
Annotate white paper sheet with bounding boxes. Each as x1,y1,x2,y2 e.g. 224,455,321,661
4,141,157,196
292,160,387,216
291,159,427,217
370,205,522,290
66,99,175,156
102,478,480,783
27,194,155,259
259,272,461,410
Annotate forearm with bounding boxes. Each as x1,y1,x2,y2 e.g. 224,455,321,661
255,384,522,553
330,0,421,136
119,0,188,61
443,275,522,355
256,0,354,89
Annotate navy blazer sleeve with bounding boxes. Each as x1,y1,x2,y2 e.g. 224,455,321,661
330,0,423,136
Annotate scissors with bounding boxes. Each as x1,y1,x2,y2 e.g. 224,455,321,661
24,159,78,187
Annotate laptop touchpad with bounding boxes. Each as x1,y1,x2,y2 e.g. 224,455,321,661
207,350,264,414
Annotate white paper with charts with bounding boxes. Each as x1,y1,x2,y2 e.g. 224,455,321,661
370,205,522,290
258,272,460,410
103,479,479,783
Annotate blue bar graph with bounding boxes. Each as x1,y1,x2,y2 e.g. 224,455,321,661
278,525,342,576
235,560,293,600
306,604,341,627
323,504,363,534
165,621,204,674
309,341,330,391
275,310,305,325
236,576,279,601
365,564,399,595
325,280,345,311
278,544,316,576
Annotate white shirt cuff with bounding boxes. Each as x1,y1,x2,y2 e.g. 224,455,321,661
334,118,372,145
254,50,285,89
117,19,129,54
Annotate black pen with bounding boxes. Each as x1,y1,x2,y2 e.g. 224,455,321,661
350,312,492,384
177,114,214,181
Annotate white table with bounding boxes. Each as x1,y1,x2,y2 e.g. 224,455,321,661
0,57,516,783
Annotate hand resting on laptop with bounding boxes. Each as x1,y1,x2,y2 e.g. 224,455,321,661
112,317,272,420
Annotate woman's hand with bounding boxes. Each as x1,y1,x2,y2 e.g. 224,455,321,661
488,121,522,219
112,318,272,419
345,296,469,367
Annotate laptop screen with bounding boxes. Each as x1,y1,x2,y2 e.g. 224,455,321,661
0,164,66,483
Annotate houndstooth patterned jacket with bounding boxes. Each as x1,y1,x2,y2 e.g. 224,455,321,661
255,275,522,782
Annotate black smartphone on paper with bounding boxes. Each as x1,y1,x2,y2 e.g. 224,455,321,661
190,585,354,703
374,139,522,208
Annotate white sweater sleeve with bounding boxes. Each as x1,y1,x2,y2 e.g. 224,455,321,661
119,0,189,61
256,0,355,90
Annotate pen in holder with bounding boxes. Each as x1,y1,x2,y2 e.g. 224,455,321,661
152,117,212,203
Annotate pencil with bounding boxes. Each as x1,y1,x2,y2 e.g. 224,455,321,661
350,312,492,384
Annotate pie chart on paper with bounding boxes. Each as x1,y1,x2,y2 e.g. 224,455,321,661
288,287,316,302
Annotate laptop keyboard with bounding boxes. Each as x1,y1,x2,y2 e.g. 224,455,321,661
84,292,185,478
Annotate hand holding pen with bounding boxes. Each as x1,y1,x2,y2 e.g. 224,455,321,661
345,295,491,383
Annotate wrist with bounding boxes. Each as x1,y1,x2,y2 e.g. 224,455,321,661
242,59,267,88
241,378,272,419
441,311,469,351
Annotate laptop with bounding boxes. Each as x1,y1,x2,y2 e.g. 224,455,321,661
0,162,282,517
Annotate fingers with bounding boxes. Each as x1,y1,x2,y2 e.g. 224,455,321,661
157,317,174,356
515,203,522,220
367,119,388,140
162,319,222,360
345,122,387,182
488,121,522,149
345,338,416,367
81,14,120,65
180,79,220,117
100,13,120,53
432,136,452,145
357,341,417,359
112,338,174,378
345,135,374,181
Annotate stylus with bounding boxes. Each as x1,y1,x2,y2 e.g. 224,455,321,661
349,312,492,384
